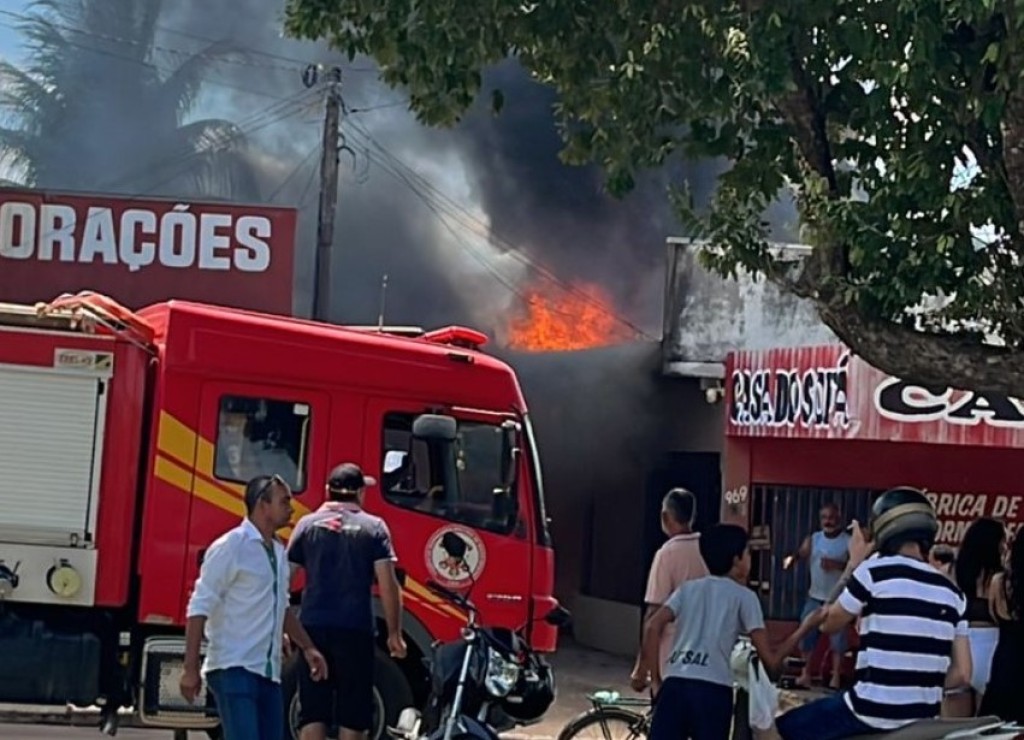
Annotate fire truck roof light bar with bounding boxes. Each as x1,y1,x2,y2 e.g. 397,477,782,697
420,326,488,350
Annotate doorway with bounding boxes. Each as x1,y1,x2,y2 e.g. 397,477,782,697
640,451,722,602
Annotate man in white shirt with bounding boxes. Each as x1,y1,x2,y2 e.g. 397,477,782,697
180,474,328,740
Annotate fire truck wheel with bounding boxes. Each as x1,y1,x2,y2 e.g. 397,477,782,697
282,648,414,740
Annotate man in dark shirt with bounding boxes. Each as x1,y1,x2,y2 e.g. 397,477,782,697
288,463,406,740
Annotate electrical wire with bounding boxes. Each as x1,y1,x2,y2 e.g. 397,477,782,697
94,88,320,192
0,8,378,104
0,6,650,336
18,89,320,249
342,120,653,339
267,143,320,203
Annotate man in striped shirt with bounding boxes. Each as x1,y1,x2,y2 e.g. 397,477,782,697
777,487,972,740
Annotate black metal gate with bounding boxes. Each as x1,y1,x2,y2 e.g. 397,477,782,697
749,484,880,620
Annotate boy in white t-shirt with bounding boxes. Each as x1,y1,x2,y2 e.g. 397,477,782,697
637,524,824,740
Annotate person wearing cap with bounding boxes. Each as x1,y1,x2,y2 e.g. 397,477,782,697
775,487,972,740
180,474,329,740
287,463,407,740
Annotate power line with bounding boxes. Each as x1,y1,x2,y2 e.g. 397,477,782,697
267,143,321,202
0,5,649,336
0,8,379,104
94,88,319,192
340,122,650,336
18,89,320,249
150,20,380,73
342,120,653,339
0,8,303,75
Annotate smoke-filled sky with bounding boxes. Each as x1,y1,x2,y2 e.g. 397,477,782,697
0,0,799,339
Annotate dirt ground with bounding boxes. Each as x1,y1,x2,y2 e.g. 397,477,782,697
0,638,639,740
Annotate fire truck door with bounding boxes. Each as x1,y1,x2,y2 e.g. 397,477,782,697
180,381,333,615
366,399,532,638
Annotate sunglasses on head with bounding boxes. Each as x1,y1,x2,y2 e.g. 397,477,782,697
257,474,287,501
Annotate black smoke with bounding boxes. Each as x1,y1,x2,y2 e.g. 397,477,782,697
456,60,724,329
153,2,738,334
15,0,797,336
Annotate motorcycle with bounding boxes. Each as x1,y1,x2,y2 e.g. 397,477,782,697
388,580,569,740
730,637,1023,740
843,717,1024,740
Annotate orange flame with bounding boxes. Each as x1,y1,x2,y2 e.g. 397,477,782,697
506,280,635,352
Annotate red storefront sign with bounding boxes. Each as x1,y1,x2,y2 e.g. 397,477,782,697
0,187,297,314
725,344,1024,546
927,491,1023,544
726,343,1024,447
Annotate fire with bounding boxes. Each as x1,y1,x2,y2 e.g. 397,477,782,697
506,280,635,352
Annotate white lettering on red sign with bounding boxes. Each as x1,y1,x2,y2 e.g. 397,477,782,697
729,352,851,430
0,201,272,273
923,491,1024,546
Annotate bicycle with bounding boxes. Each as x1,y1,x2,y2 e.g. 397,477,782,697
556,692,652,740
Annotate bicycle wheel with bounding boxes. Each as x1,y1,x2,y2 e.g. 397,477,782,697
556,707,650,740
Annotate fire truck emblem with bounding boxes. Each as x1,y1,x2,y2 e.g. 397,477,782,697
424,526,486,590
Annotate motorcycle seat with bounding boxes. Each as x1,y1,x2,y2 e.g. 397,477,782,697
844,715,1006,740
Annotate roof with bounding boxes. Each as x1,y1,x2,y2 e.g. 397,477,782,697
138,300,525,412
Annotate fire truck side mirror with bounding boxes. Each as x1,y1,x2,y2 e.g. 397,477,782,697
412,413,457,442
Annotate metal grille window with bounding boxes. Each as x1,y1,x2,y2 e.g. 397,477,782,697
749,484,879,621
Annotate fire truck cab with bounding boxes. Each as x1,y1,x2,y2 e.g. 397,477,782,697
0,293,559,737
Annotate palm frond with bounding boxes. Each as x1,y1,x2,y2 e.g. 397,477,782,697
174,118,249,152
0,0,261,202
182,148,264,201
157,39,249,120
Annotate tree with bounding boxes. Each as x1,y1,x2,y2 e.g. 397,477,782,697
284,0,1024,397
0,0,260,200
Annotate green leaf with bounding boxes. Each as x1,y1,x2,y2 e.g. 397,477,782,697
279,0,1024,361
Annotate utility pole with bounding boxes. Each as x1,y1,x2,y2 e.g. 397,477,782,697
310,65,343,321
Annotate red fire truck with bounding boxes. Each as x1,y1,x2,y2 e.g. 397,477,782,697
0,292,559,738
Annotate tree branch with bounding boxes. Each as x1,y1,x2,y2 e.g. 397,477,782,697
776,37,837,192
814,298,1022,398
1001,1,1024,235
774,32,846,278
1002,86,1024,233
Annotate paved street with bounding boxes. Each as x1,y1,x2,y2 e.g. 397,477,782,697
0,640,634,739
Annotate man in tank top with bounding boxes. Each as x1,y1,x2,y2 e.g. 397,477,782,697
789,502,851,689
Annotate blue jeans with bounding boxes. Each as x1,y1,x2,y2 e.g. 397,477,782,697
799,597,849,655
649,677,734,740
776,691,875,740
207,667,283,740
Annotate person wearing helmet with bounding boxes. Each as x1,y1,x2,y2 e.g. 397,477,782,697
776,487,972,740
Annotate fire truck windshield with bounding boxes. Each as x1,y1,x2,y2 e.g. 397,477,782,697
381,413,520,535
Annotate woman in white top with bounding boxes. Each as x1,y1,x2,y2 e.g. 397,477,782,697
953,517,1007,715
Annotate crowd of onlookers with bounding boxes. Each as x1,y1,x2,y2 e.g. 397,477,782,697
630,488,1024,740
928,517,1022,723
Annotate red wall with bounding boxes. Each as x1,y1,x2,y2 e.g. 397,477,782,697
748,437,1024,493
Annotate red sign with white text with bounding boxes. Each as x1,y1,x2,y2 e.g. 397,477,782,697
926,490,1023,546
725,343,1024,448
0,187,297,314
